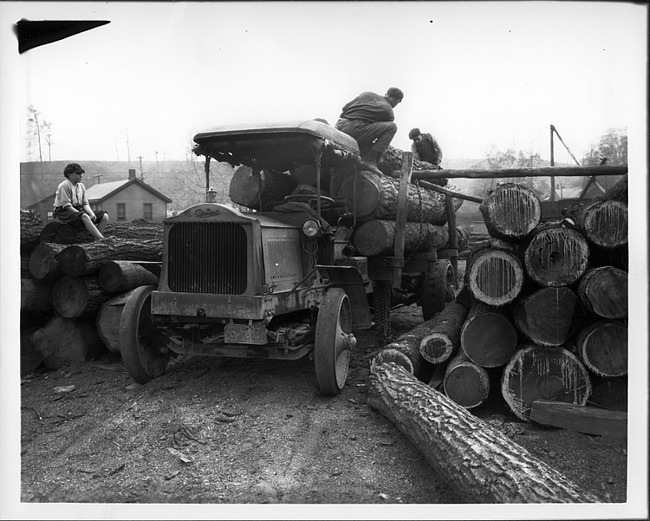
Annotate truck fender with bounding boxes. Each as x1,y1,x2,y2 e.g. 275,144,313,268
315,265,372,330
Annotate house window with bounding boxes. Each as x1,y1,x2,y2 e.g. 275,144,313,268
117,203,126,221
143,203,153,220
47,211,54,222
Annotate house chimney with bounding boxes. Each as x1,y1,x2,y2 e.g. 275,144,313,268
128,168,136,180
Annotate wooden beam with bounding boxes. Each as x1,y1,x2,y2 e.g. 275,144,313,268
411,165,627,181
530,399,627,439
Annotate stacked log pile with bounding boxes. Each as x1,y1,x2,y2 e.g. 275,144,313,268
372,177,629,435
20,213,162,372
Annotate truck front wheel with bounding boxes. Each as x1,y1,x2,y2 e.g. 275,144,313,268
119,285,170,384
314,288,355,396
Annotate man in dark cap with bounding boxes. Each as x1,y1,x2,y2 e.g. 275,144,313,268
53,163,110,240
409,128,443,169
335,87,404,166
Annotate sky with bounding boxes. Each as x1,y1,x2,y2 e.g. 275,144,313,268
1,1,647,165
1,2,648,519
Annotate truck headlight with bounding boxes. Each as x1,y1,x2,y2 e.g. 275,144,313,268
303,219,321,238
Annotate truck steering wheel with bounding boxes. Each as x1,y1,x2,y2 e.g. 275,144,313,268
283,194,338,210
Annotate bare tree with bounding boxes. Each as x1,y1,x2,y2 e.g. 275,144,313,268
582,128,628,166
43,120,54,162
26,105,44,168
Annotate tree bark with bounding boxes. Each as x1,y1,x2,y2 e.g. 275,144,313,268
351,220,449,257
460,302,518,368
51,275,114,319
372,348,414,375
576,320,627,377
479,183,541,242
377,146,448,186
229,165,298,210
28,242,68,280
501,344,592,422
443,352,490,409
465,246,525,306
96,290,138,353
513,287,583,347
578,266,628,319
338,170,463,225
20,209,43,253
418,300,469,364
523,222,590,287
106,221,164,241
30,315,106,370
40,221,93,245
368,361,598,503
98,260,160,293
562,199,627,249
56,237,163,277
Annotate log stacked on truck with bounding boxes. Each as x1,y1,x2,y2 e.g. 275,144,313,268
19,217,162,372
374,178,629,432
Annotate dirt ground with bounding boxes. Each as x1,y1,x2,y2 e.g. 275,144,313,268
17,302,629,513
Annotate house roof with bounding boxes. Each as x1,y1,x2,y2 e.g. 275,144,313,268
86,178,172,203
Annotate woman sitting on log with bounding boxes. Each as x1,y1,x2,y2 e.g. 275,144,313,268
53,163,110,241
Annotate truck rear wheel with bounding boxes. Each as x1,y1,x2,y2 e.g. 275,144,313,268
421,259,457,321
314,288,355,396
119,285,170,384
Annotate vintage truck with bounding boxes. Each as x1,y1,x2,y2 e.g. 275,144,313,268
119,120,459,395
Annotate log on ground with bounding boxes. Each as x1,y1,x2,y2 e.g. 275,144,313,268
501,344,592,422
51,275,114,319
98,260,160,293
418,300,469,364
351,220,449,257
56,237,163,277
460,302,517,368
578,266,628,319
576,320,628,377
465,246,525,306
513,287,583,347
338,170,462,225
479,183,541,242
443,352,490,409
530,399,627,439
523,222,590,287
368,361,598,503
30,315,106,370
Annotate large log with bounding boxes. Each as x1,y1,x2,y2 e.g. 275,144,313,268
530,400,627,439
368,361,598,503
523,222,590,287
501,344,592,422
98,260,160,293
51,275,114,319
410,165,628,181
578,266,628,319
418,300,469,364
28,242,68,280
96,290,138,353
351,220,449,257
562,199,627,249
338,170,463,225
377,146,448,186
443,352,490,409
465,246,525,306
229,165,298,210
30,315,106,370
56,237,163,277
576,320,627,377
602,173,627,203
513,287,583,347
479,183,541,242
460,302,517,368
20,209,43,253
20,278,53,324
40,221,93,245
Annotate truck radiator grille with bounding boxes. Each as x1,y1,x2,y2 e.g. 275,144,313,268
168,222,248,294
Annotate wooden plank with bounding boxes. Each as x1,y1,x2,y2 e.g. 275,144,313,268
411,165,627,181
530,399,627,439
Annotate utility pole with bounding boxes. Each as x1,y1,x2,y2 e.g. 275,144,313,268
138,156,144,181
92,173,102,184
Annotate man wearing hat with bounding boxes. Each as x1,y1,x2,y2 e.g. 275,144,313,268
409,128,443,169
53,163,110,240
335,87,404,167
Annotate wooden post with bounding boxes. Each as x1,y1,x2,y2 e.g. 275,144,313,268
393,152,413,289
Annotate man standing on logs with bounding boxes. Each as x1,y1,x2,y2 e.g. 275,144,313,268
408,128,443,169
53,163,110,240
335,87,404,166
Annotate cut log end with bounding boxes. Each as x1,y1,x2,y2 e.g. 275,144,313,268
443,359,490,409
467,249,524,306
577,321,628,377
371,348,414,375
419,333,454,364
461,306,518,368
583,200,628,249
